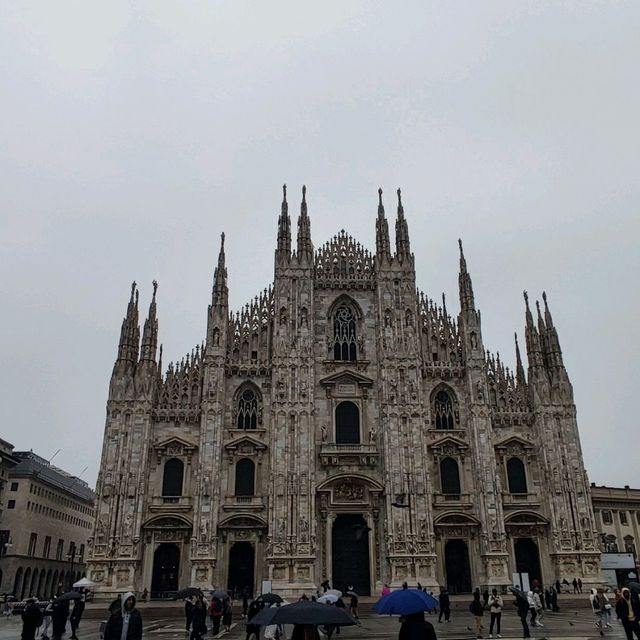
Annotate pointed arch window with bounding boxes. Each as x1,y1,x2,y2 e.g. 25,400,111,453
237,388,258,429
440,457,461,495
162,458,184,496
333,305,357,361
235,459,255,497
335,401,360,444
506,457,528,494
434,391,455,429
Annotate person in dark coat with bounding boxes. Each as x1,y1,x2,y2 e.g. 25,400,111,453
190,594,207,640
210,597,224,635
51,598,69,640
108,595,121,614
514,589,531,639
555,579,561,594
616,588,640,640
21,598,43,640
69,598,85,639
398,611,438,640
469,592,484,639
438,589,451,623
222,597,233,632
103,592,143,640
185,597,195,631
245,599,263,640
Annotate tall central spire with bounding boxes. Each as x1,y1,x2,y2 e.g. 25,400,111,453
458,239,475,313
212,232,228,308
140,280,159,363
116,281,140,365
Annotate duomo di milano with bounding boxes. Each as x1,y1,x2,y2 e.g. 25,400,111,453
87,186,601,598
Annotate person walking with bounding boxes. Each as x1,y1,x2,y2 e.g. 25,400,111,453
190,594,207,640
514,589,531,639
209,597,223,635
439,589,451,623
21,598,43,640
51,598,69,640
242,588,250,618
615,588,640,640
348,591,359,620
185,596,194,632
245,599,264,640
555,579,561,594
572,578,579,594
488,589,503,639
551,587,559,612
222,596,233,632
69,597,85,639
482,590,490,610
599,588,612,628
578,579,583,594
590,588,603,629
398,611,438,640
470,591,484,639
103,592,143,640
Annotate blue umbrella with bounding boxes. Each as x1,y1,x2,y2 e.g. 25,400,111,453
374,588,439,616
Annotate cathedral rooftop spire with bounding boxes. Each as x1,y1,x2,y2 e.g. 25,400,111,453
140,280,159,363
458,239,475,312
296,184,313,261
276,183,291,260
514,331,527,386
212,232,228,308
375,187,391,258
394,188,411,260
523,290,545,371
116,281,140,366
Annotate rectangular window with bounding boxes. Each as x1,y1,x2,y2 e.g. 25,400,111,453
7,500,15,509
0,530,10,556
602,511,613,524
10,482,18,491
43,536,51,559
620,511,628,525
28,533,38,557
56,539,64,561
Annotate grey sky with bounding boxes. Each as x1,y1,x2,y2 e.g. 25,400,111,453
1,2,638,488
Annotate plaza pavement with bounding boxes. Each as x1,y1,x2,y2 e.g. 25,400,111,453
0,598,625,640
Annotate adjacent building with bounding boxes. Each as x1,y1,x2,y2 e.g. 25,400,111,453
88,187,601,598
0,451,96,598
591,484,640,586
0,439,18,522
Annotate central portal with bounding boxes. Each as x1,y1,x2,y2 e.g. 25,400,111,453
228,541,255,597
332,514,371,596
151,543,180,598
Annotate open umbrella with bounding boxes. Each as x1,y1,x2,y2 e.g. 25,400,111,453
627,582,640,594
256,593,283,604
210,590,228,600
72,577,95,589
374,588,438,616
249,600,356,626
326,589,342,598
173,588,203,600
317,594,339,604
57,592,84,602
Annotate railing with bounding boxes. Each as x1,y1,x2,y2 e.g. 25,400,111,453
149,496,193,510
320,443,378,454
502,492,540,505
223,495,265,508
433,493,472,506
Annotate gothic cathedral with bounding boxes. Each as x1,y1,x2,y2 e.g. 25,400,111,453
87,186,600,597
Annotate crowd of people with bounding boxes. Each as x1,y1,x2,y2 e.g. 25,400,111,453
19,594,86,640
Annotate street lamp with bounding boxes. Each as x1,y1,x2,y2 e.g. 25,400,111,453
66,543,77,591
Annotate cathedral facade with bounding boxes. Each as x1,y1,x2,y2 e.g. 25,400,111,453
87,187,600,598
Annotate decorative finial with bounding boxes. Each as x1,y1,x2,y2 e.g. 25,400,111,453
542,290,547,305
282,184,287,201
220,232,225,248
152,280,158,298
458,239,464,254
302,184,306,202
378,187,383,205
130,281,136,301
397,188,402,206
523,290,529,305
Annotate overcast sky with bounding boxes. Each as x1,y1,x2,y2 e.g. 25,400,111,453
1,2,638,489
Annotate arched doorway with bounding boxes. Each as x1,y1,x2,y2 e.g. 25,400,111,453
13,567,23,598
444,539,472,594
228,542,254,596
332,514,371,596
151,543,180,597
515,538,542,585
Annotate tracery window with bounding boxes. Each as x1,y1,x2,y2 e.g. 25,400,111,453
333,305,357,361
335,401,360,444
235,459,255,497
162,458,184,497
506,457,528,494
440,457,461,495
434,391,455,430
237,388,258,429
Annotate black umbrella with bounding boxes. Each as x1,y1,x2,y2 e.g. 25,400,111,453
57,592,83,602
173,588,203,600
256,593,283,604
249,601,356,626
